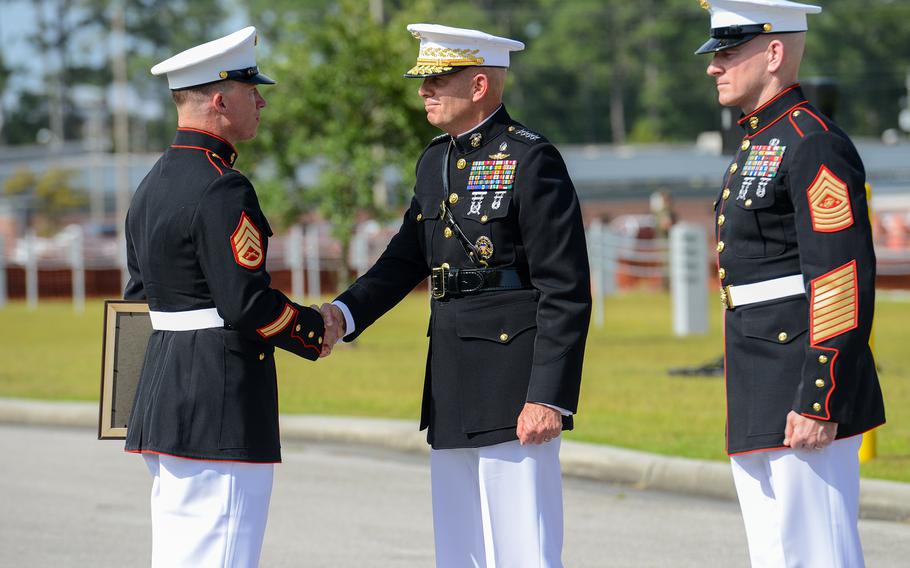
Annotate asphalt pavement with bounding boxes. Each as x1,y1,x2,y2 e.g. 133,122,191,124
2,423,909,567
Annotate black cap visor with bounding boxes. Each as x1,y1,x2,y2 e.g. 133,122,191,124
222,66,276,85
695,34,760,54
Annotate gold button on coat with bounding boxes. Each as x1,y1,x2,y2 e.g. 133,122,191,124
441,262,450,269
444,227,453,238
778,332,788,342
818,355,829,364
308,331,315,339
741,139,750,151
716,241,725,253
745,199,753,207
295,324,301,332
449,193,459,205
729,163,738,174
258,353,265,361
457,158,467,170
722,188,731,200
480,215,489,223
792,110,802,117
499,333,509,342
816,379,826,388
416,213,423,222
717,214,726,226
718,268,726,280
812,402,822,412
318,337,323,344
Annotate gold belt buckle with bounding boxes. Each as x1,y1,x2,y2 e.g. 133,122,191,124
431,266,447,299
720,285,734,310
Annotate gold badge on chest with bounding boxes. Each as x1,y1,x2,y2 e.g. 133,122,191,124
488,141,510,160
475,236,494,260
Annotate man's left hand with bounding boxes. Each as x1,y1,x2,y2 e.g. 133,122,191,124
516,402,562,445
783,410,838,451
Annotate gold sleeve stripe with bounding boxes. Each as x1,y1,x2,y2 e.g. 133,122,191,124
258,304,295,338
811,261,858,344
807,165,854,233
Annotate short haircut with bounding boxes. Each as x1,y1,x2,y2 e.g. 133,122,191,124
171,81,233,108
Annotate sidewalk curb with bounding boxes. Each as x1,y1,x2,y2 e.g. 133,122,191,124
2,398,907,522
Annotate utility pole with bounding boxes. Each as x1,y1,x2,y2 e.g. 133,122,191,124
111,1,131,290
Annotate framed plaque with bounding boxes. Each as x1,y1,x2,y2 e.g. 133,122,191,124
98,301,152,440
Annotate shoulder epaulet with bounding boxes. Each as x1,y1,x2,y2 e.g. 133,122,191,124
416,133,450,167
506,124,547,145
787,106,830,139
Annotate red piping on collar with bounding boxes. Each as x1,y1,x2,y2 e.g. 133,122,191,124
176,127,238,155
746,101,808,139
738,84,801,126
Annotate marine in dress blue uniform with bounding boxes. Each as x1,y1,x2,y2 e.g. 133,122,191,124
124,27,324,567
696,2,885,566
327,24,591,567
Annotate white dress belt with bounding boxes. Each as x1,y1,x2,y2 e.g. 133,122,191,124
148,308,224,331
724,274,805,309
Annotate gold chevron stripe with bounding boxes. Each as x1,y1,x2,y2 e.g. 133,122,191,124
807,165,853,232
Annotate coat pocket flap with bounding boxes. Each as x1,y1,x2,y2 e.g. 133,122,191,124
741,298,808,343
455,299,537,343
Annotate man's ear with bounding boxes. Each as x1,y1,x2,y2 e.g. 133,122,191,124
212,90,227,115
766,39,785,74
471,73,490,103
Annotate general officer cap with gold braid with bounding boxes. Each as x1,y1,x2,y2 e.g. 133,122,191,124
404,23,525,78
695,0,822,55
151,26,275,90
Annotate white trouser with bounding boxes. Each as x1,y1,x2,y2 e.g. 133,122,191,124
730,436,864,568
430,438,564,568
143,453,274,568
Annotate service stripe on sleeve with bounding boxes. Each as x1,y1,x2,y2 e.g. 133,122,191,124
810,261,858,344
258,304,295,338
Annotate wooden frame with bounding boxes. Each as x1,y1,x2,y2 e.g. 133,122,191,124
98,301,152,440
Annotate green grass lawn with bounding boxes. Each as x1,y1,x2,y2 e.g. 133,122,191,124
1,293,907,482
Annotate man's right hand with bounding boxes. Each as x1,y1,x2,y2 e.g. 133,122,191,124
318,303,346,358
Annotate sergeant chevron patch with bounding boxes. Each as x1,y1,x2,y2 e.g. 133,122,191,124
810,260,858,345
231,212,264,269
807,165,854,233
257,304,295,338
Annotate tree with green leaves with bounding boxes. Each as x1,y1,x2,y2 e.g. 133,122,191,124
246,0,437,277
2,167,87,234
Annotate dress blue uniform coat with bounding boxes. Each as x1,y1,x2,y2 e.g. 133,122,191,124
337,106,592,449
715,85,885,455
124,128,324,463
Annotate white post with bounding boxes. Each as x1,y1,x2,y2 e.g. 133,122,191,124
70,226,85,313
0,234,6,309
287,225,304,301
25,230,38,310
669,223,709,336
602,229,618,297
587,220,605,329
305,224,321,301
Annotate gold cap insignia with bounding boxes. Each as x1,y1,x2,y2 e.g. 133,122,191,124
470,132,482,148
699,0,711,10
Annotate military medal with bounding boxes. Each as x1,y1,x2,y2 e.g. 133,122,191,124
475,236,494,260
